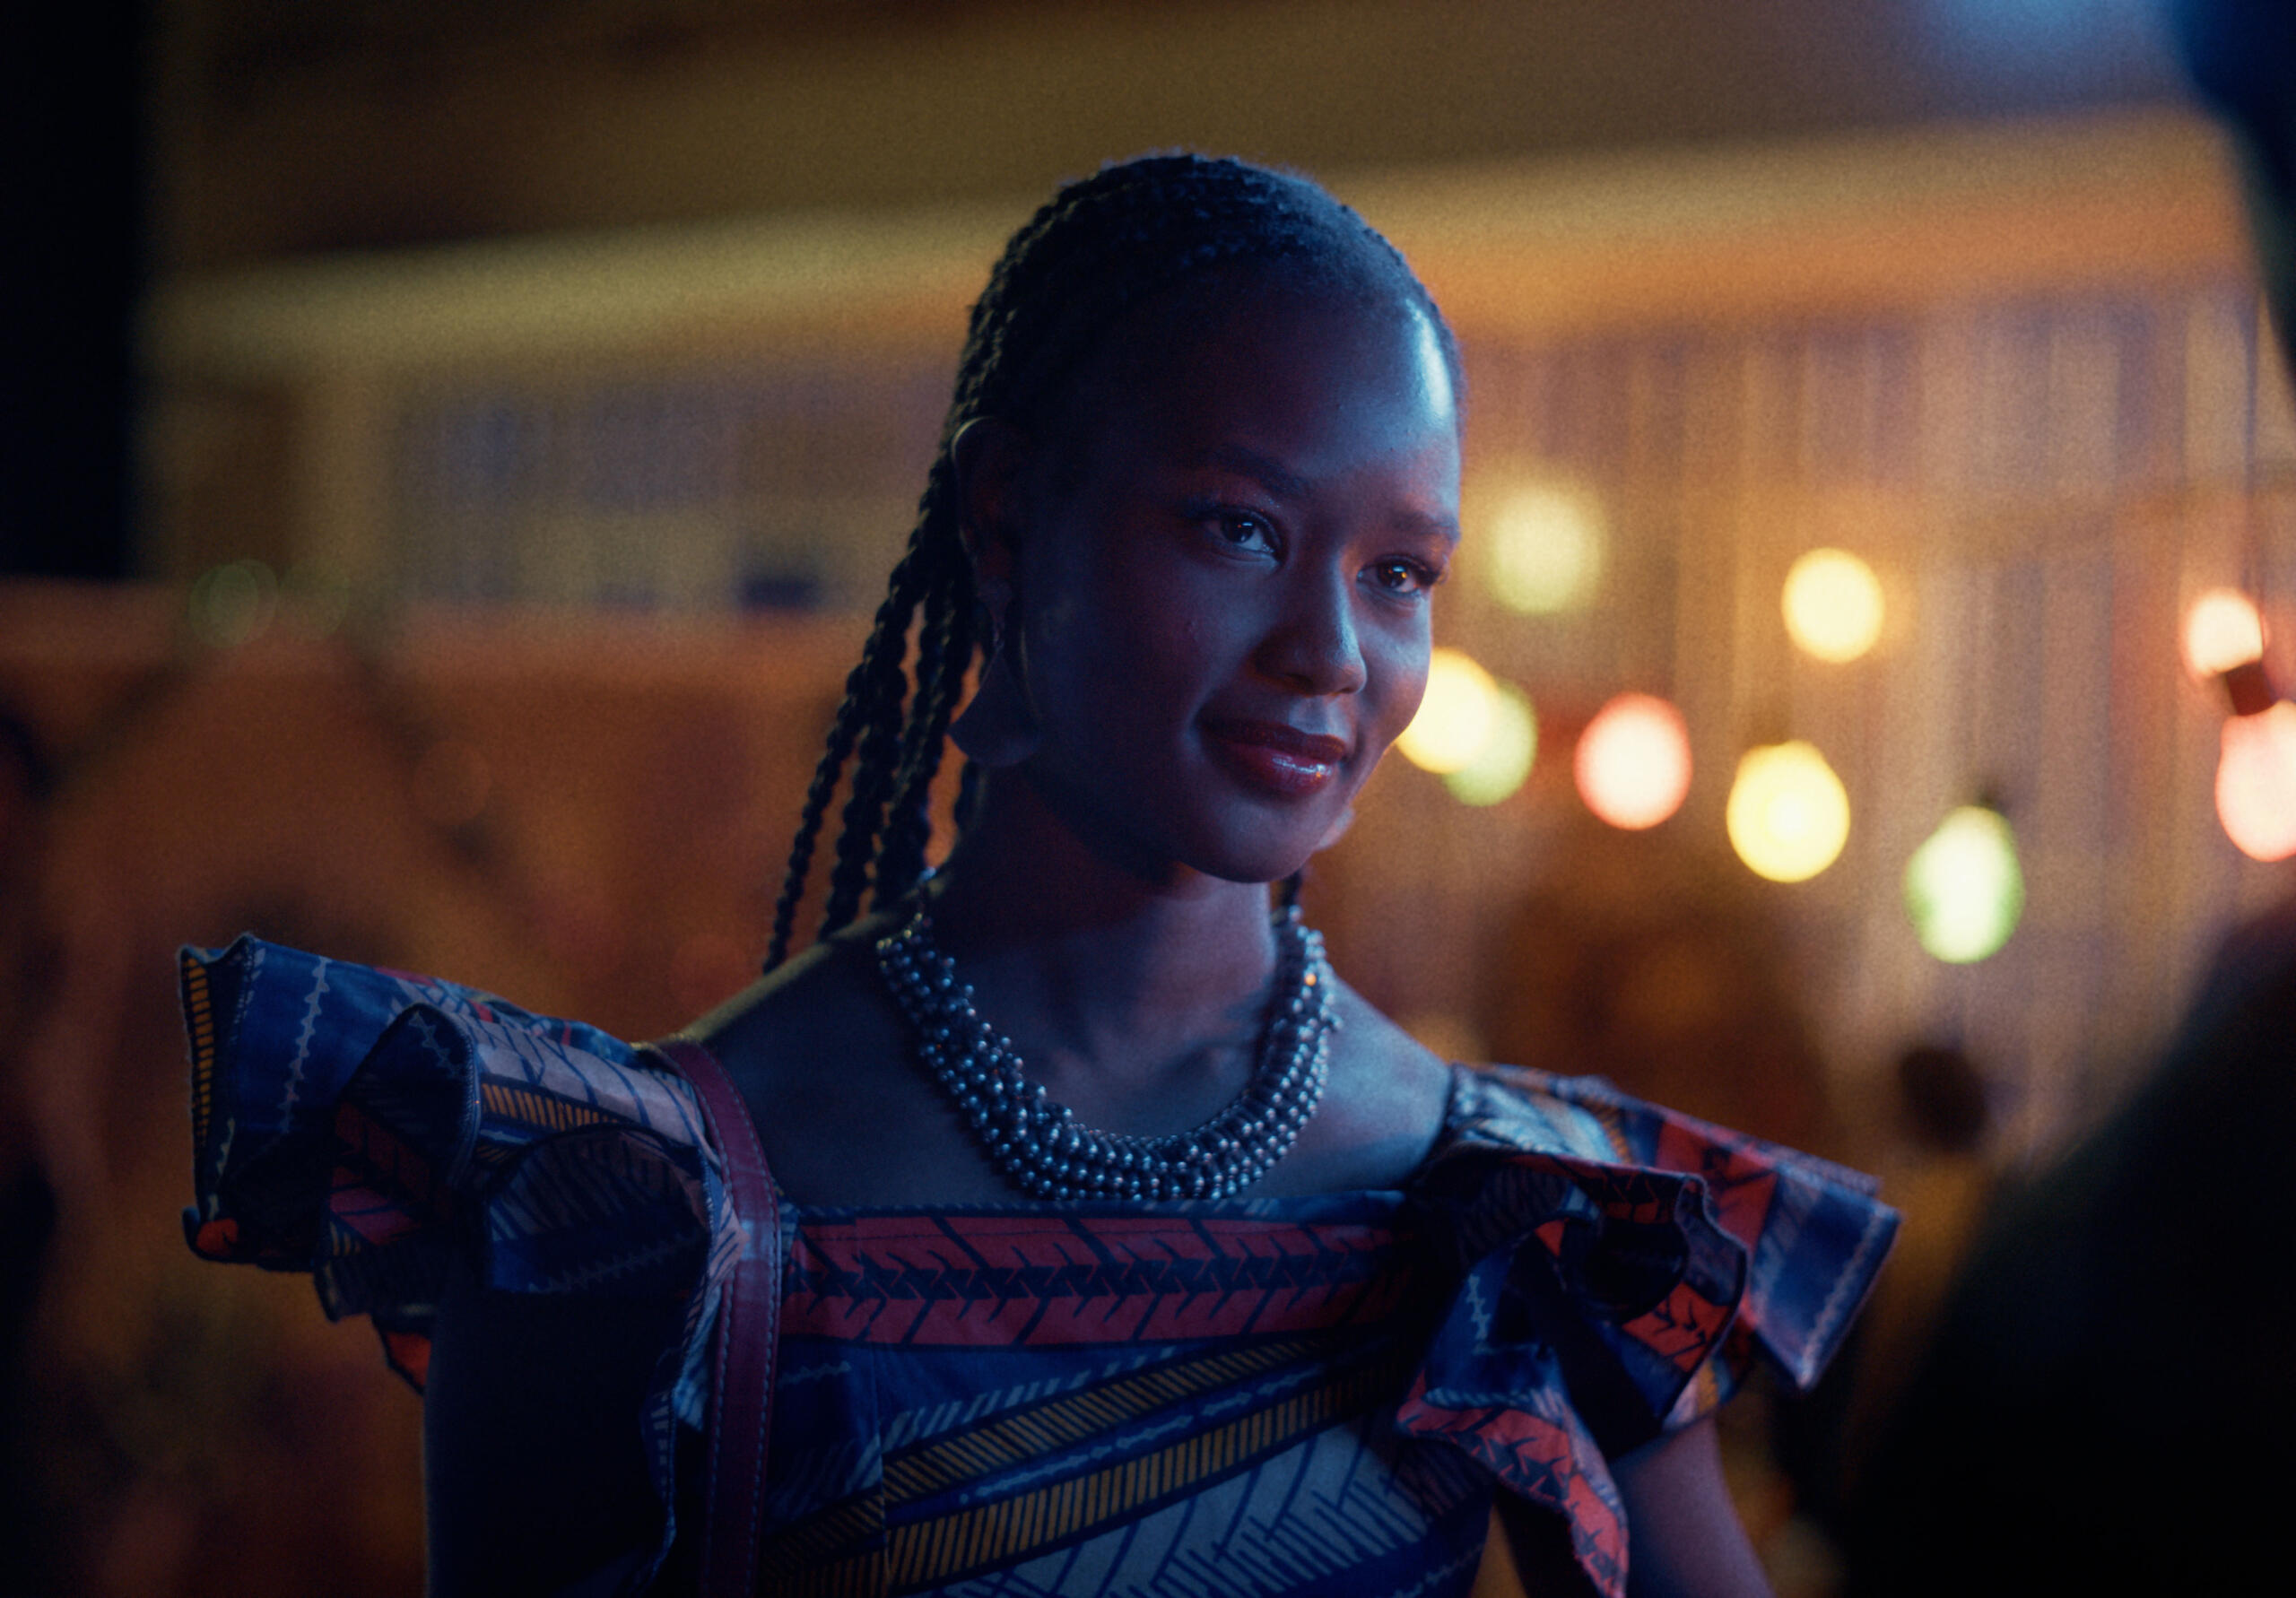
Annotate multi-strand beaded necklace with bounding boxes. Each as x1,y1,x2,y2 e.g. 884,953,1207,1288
873,904,1338,1202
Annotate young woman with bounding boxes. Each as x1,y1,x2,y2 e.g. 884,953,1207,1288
182,156,1893,1597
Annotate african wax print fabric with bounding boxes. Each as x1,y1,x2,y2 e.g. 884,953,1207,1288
180,935,1896,1597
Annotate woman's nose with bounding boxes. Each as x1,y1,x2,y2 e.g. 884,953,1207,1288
1257,568,1368,695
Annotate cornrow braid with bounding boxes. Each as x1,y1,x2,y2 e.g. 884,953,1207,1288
762,152,1459,970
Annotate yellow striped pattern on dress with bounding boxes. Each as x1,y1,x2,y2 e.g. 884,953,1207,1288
478,1078,619,1134
780,1345,1408,1596
880,1335,1320,1502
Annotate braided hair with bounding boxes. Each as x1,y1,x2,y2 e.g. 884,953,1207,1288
763,153,1460,969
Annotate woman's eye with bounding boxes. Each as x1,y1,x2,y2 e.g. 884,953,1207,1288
1369,559,1439,595
1211,510,1277,553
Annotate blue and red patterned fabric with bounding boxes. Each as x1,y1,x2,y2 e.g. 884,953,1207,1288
182,935,1895,1597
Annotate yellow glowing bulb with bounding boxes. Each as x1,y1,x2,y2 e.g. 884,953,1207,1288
1726,741,1851,882
1444,684,1537,806
1398,648,1500,775
2216,701,2296,862
1575,693,1692,829
1485,485,1605,614
1782,549,1885,664
1904,806,2025,963
2183,588,2266,680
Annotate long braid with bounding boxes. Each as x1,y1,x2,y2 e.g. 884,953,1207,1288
763,542,929,968
873,595,955,902
763,152,1461,970
817,550,933,937
875,542,974,907
763,678,867,971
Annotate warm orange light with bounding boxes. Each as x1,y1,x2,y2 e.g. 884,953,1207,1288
1726,741,1851,882
1782,549,1885,663
1575,693,1692,829
2184,589,2267,681
1485,484,1605,614
2216,701,2296,862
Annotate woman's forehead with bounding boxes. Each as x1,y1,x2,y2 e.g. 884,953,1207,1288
1401,308,1459,432
1070,281,1458,463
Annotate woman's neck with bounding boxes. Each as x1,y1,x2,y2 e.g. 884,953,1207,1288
918,774,1281,1084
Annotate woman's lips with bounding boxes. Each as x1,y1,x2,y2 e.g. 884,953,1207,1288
1200,718,1352,797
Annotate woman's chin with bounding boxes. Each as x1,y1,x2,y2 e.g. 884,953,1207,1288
1178,786,1368,885
1018,761,1342,889
1185,821,1335,888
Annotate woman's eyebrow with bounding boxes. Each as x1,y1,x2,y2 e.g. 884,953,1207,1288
1194,443,1310,499
1394,508,1462,544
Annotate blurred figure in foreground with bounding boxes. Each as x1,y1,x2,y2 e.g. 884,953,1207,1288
1839,9,2296,1587
1841,899,2296,1593
2176,0,2296,365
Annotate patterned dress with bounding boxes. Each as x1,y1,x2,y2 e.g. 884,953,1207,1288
181,935,1894,1598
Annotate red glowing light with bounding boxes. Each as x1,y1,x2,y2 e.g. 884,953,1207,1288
2216,702,2296,862
1575,693,1693,830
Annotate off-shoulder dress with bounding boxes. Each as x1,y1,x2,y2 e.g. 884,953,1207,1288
180,935,1894,1598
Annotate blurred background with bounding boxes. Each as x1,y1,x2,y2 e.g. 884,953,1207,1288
6,2,2294,1594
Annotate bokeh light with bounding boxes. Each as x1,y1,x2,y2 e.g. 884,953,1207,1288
1484,484,1605,614
2216,701,2296,862
1782,548,1885,663
1904,805,2025,963
188,560,280,648
1574,692,1692,829
1726,741,1851,882
1399,647,1500,774
2182,587,2267,680
1444,683,1537,806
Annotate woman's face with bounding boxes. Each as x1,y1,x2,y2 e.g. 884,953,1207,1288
998,279,1462,886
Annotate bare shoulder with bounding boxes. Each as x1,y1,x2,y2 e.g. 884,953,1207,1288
1255,975,1457,1194
691,917,907,1089
686,916,1003,1205
1326,977,1456,1125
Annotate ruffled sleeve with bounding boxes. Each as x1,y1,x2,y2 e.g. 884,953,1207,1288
1398,1064,1896,1598
180,934,740,1578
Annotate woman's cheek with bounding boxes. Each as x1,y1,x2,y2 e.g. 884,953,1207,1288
1366,630,1432,755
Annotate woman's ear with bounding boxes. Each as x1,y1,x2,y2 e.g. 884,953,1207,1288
949,416,1043,769
950,416,1033,600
